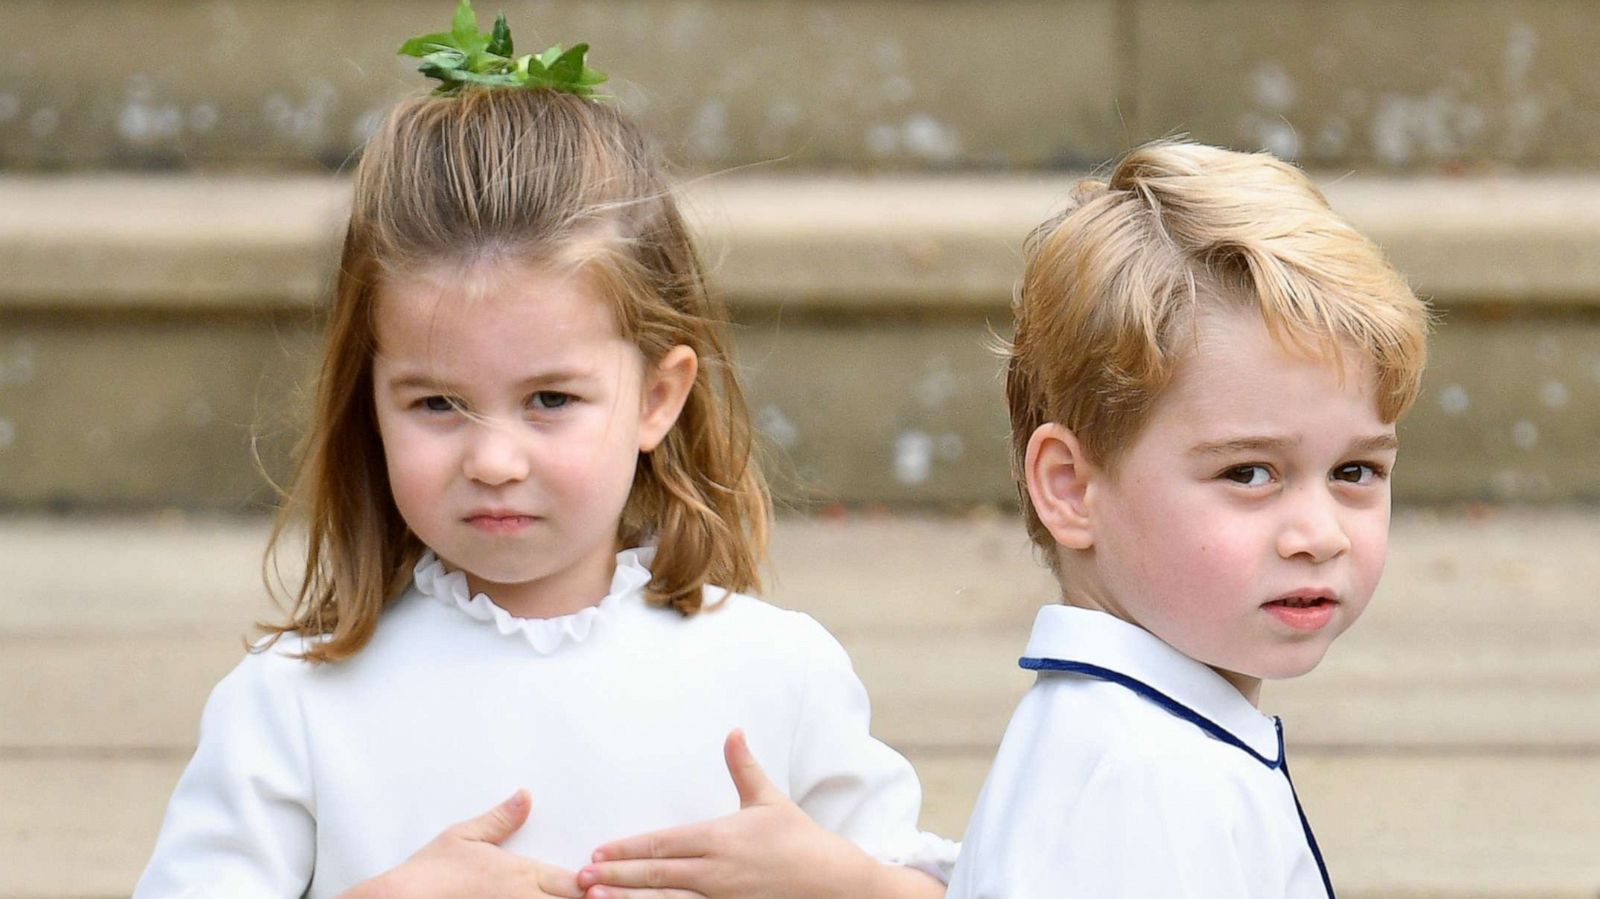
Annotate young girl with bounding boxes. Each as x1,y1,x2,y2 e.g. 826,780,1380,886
133,10,953,898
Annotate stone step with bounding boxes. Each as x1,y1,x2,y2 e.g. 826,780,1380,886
6,174,1600,310
6,509,1599,752
2,509,1598,897
3,174,1599,509
2,1,1598,173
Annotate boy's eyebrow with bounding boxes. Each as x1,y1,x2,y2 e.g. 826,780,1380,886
1187,436,1298,457
1188,433,1400,456
1349,433,1401,453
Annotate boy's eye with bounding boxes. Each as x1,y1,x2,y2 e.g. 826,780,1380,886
420,395,455,413
530,391,571,410
1222,464,1272,487
1332,462,1385,484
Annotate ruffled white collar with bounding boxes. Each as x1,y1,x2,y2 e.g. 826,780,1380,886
412,546,656,654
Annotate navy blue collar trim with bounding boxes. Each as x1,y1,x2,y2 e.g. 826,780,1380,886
1019,656,1337,898
1019,657,1283,768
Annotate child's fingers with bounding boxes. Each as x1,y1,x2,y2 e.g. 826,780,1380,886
445,789,531,845
590,824,709,864
584,888,705,899
538,862,586,898
722,728,782,808
577,858,707,894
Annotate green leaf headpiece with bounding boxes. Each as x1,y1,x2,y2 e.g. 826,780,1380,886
398,0,609,99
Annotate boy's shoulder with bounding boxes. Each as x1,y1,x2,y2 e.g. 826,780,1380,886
968,674,1291,869
1021,668,1268,782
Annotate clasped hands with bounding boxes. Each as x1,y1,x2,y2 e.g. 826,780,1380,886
343,729,874,899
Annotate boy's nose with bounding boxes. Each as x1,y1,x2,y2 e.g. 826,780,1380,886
462,421,532,486
1276,486,1351,563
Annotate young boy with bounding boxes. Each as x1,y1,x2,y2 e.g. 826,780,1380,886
946,141,1430,898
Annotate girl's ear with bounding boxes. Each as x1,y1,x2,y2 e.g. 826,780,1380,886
1024,423,1097,550
638,345,698,453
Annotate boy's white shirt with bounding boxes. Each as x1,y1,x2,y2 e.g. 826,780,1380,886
133,547,956,898
947,604,1333,899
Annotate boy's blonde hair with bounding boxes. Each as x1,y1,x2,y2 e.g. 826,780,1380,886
1007,141,1430,556
263,88,769,662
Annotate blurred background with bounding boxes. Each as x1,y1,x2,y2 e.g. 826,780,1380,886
2,1,1597,896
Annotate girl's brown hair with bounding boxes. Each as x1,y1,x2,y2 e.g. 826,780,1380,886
262,88,769,662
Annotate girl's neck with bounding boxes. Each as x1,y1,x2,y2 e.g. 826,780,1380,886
459,546,621,619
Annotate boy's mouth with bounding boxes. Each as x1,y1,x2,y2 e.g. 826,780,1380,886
1267,595,1332,608
1262,591,1339,630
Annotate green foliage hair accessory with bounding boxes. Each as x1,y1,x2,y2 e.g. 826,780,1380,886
398,0,609,98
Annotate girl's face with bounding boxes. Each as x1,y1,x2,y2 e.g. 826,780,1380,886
372,259,692,617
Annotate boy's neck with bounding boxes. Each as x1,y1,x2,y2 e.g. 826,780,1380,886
1058,591,1264,707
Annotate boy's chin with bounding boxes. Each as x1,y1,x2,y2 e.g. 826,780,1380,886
1245,644,1338,682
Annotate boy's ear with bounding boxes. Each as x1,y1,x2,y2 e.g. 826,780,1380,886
1024,423,1096,550
638,345,698,453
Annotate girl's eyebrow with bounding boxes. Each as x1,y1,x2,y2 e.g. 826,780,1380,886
383,369,597,393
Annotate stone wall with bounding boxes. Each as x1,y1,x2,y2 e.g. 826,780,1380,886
1,0,1597,173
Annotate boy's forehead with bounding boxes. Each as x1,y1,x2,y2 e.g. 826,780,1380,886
1152,309,1387,436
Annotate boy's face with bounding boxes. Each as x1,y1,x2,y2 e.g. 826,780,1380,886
1082,308,1397,699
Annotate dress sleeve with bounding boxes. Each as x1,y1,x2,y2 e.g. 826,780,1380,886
132,647,316,899
784,615,960,884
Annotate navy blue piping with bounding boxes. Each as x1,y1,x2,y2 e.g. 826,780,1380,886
1019,656,1336,898
1019,658,1283,767
1278,721,1337,899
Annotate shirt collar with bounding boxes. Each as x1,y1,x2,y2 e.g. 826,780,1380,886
1020,604,1282,764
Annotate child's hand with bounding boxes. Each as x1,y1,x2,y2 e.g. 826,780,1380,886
577,730,885,899
339,789,583,899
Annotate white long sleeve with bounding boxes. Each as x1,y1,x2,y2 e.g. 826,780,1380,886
785,615,960,882
134,647,315,898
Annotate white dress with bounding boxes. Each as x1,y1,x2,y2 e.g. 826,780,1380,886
135,547,957,898
946,605,1335,899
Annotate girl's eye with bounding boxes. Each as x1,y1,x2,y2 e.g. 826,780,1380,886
530,391,571,410
1333,462,1385,484
1223,464,1272,487
421,395,455,413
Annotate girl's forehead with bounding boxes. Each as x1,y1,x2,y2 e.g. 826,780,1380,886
374,260,621,349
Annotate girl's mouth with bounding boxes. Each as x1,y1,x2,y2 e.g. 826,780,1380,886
465,513,538,534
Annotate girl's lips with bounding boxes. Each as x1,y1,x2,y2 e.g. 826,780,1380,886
1262,597,1338,631
464,513,538,534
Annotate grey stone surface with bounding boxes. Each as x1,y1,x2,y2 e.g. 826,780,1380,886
5,2,1600,173
3,173,1598,508
1132,0,1600,171
7,174,1600,310
0,311,314,508
0,0,1121,173
3,302,1599,508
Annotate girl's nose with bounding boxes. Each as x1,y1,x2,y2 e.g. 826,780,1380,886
462,421,531,486
1276,486,1351,563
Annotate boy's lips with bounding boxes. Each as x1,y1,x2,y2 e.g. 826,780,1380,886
1262,589,1339,631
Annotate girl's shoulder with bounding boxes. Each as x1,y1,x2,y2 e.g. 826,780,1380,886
673,586,854,668
221,631,334,691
